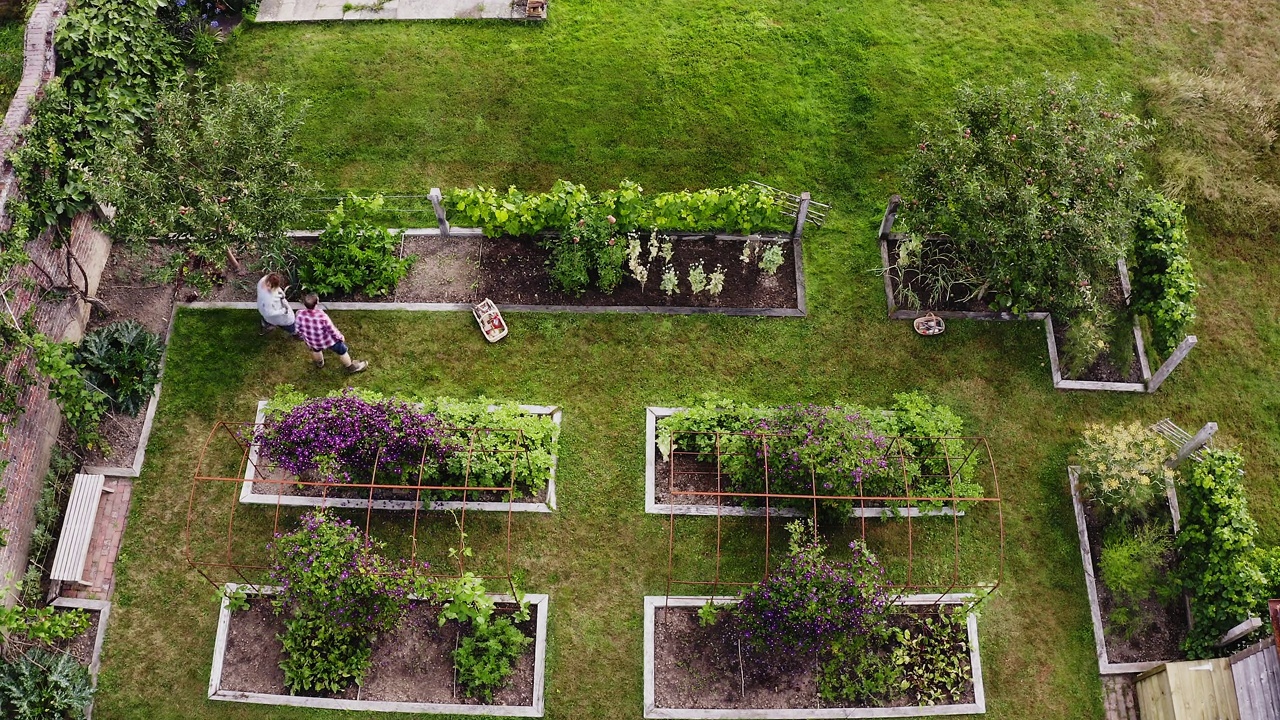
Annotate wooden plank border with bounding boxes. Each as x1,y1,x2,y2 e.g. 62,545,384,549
643,594,984,718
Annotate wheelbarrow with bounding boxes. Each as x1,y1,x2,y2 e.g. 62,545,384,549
473,299,508,342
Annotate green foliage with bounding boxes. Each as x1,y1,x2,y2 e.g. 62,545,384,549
873,392,984,510
758,242,785,276
55,0,180,128
1075,422,1175,523
445,181,788,238
898,74,1153,318
30,335,107,452
0,649,94,720
7,81,101,241
424,397,559,498
654,395,762,462
75,321,164,416
422,572,498,628
1131,194,1197,356
0,606,91,645
278,614,372,695
1062,313,1110,378
97,82,314,267
454,613,533,702
1176,449,1269,658
300,194,412,298
1100,522,1175,639
697,600,723,627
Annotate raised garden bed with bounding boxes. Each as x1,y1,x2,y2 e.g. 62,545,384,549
876,207,1196,393
193,228,806,316
1068,466,1187,674
242,400,561,512
644,407,965,519
80,246,176,477
642,594,985,719
209,584,548,716
48,597,111,683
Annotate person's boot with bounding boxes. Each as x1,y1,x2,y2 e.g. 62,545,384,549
347,360,368,374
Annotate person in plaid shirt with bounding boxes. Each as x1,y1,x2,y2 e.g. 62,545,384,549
295,293,368,373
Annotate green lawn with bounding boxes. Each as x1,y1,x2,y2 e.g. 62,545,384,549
0,20,26,116
92,1,1280,719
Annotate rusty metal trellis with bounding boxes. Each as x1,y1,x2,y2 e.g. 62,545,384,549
184,418,539,593
663,430,1005,603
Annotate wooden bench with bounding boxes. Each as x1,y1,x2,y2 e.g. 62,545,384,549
49,473,113,590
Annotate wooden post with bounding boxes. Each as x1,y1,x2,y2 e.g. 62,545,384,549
791,192,811,240
429,187,450,238
1216,616,1263,648
1146,335,1197,392
879,195,901,240
1168,422,1217,469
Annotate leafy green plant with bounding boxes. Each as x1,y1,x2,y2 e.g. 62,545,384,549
1075,422,1175,523
299,194,412,298
0,648,94,720
1131,193,1197,356
1062,313,1111,378
424,397,559,498
687,261,707,294
659,266,678,296
454,611,533,702
706,265,725,297
1176,449,1269,658
1100,522,1175,639
819,630,904,706
697,600,724,627
874,392,984,510
31,336,107,452
897,75,1153,319
74,321,164,416
544,234,591,296
758,242,785,276
0,606,91,645
278,613,373,695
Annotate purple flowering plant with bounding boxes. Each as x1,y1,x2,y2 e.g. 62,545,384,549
256,389,455,485
726,520,889,657
269,511,420,694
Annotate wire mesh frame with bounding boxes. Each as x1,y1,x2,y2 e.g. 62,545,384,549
663,431,1004,604
184,419,540,594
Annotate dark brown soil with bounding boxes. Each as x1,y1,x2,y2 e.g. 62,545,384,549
653,454,741,508
1083,503,1187,663
395,235,481,302
249,463,549,504
83,405,147,468
1053,317,1144,384
884,236,995,313
476,236,798,308
654,606,975,710
220,597,537,706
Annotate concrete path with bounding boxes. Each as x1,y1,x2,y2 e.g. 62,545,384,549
255,0,542,21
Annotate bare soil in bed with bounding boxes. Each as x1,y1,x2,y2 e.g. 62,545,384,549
1083,502,1187,663
653,606,975,710
220,597,536,706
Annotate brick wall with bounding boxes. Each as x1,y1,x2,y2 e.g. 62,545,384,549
0,0,111,604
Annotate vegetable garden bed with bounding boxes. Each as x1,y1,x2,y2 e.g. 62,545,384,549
209,584,549,716
644,405,982,518
241,398,562,512
1068,466,1187,674
642,595,985,719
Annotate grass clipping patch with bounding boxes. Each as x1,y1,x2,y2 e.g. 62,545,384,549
1145,69,1280,236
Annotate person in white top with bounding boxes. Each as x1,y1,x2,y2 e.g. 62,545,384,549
256,273,297,335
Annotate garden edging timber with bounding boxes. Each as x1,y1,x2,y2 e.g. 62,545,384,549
184,227,806,317
208,584,549,716
876,196,1196,393
642,594,985,719
644,407,962,518
241,400,561,512
50,597,110,683
1068,465,1183,675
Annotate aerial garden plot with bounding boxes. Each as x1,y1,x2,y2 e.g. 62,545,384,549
1,1,1280,720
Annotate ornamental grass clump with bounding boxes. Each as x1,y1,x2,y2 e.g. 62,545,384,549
726,521,889,658
256,390,454,484
1076,421,1175,523
269,511,419,694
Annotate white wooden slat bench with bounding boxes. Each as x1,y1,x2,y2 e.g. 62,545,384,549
49,473,113,590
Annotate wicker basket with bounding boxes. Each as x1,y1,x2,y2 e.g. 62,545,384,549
913,313,945,336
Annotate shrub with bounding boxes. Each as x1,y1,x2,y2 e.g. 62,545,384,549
727,521,888,657
269,511,417,694
1131,194,1197,356
1176,449,1268,658
299,194,412,298
455,613,533,702
897,75,1153,319
0,648,94,720
256,390,454,484
74,321,164,416
1075,422,1175,523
